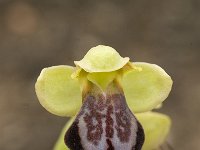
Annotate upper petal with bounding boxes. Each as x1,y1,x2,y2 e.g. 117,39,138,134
35,65,81,117
74,45,129,72
136,112,171,150
122,62,173,113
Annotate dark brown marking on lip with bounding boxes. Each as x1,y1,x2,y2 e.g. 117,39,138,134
106,105,114,138
97,94,107,111
113,94,131,143
134,121,145,150
115,110,131,142
106,139,114,150
83,95,105,145
64,120,84,150
83,111,103,145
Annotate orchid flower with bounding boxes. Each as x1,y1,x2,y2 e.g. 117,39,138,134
35,45,172,150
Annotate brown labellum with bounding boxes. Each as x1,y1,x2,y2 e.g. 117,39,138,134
65,82,145,150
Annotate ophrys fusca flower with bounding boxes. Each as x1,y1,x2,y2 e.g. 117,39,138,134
35,45,172,150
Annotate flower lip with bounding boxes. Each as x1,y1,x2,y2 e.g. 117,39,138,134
74,45,130,73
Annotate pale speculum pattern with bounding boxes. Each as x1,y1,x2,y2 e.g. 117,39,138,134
65,84,144,150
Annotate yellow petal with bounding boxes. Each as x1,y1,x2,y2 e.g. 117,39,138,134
35,65,81,117
74,45,129,72
122,62,172,113
136,112,171,150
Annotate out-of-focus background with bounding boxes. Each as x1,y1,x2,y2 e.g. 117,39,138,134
0,0,199,150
